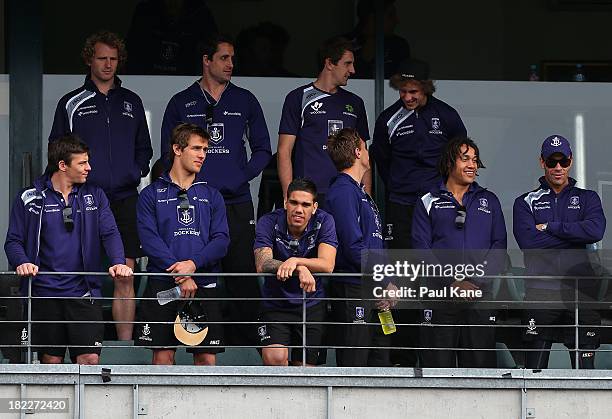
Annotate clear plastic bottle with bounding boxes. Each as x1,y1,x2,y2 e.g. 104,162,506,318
573,64,586,82
378,309,397,335
157,285,181,305
528,64,539,81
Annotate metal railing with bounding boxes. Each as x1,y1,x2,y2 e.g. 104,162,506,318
1,271,612,369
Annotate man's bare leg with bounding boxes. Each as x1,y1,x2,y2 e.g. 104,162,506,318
113,257,136,340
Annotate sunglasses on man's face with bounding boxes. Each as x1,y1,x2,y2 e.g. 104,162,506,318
544,157,571,168
455,206,466,230
205,104,214,125
62,206,74,232
177,190,190,211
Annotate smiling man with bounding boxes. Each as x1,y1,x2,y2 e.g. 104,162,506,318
278,36,371,207
369,62,467,367
49,31,153,341
412,136,507,368
513,135,606,369
136,123,229,366
254,178,337,366
160,34,272,349
5,135,132,365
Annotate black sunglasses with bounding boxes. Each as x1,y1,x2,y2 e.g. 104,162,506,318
205,104,214,125
62,206,74,232
455,205,466,230
177,190,190,210
545,157,571,168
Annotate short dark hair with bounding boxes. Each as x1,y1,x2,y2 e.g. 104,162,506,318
170,123,210,157
318,36,355,69
287,178,318,203
198,33,234,62
81,31,127,69
327,128,362,171
48,135,90,173
437,136,485,179
389,77,436,95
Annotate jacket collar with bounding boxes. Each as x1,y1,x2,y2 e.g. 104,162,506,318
83,75,122,94
538,176,577,196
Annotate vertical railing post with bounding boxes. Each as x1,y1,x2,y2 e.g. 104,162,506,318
27,276,32,364
302,287,306,366
574,277,579,369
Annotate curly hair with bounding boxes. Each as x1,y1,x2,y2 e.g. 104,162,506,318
437,136,485,179
81,31,127,68
389,77,436,96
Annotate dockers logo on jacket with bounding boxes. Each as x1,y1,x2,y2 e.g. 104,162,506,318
209,123,224,145
328,120,343,136
83,194,98,211
568,196,580,209
478,197,491,214
177,205,195,226
123,101,134,118
429,117,443,134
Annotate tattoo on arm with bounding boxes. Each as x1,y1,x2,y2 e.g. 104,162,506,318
254,247,283,273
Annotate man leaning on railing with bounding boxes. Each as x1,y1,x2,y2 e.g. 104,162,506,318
4,135,133,365
254,178,337,366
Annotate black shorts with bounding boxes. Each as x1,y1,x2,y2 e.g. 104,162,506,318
385,201,415,250
110,195,142,259
522,288,600,348
257,303,325,365
221,201,260,346
135,280,225,354
31,296,104,359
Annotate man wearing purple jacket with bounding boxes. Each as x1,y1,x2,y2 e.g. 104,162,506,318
513,135,606,369
4,135,132,365
370,62,467,366
136,123,230,366
412,136,507,368
325,128,393,367
160,34,271,347
49,31,153,340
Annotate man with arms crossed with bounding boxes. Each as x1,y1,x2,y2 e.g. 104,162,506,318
49,31,153,340
136,123,230,365
513,135,605,369
278,36,371,205
161,35,271,347
5,135,132,364
254,178,337,366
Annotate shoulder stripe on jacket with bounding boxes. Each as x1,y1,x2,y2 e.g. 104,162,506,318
387,107,413,139
300,86,330,128
65,90,96,131
523,188,550,212
20,188,40,206
421,193,439,216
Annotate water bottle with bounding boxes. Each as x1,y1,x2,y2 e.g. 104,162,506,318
573,64,586,82
378,309,397,335
528,64,539,81
157,286,181,305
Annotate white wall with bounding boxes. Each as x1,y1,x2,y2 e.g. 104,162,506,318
42,76,612,252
